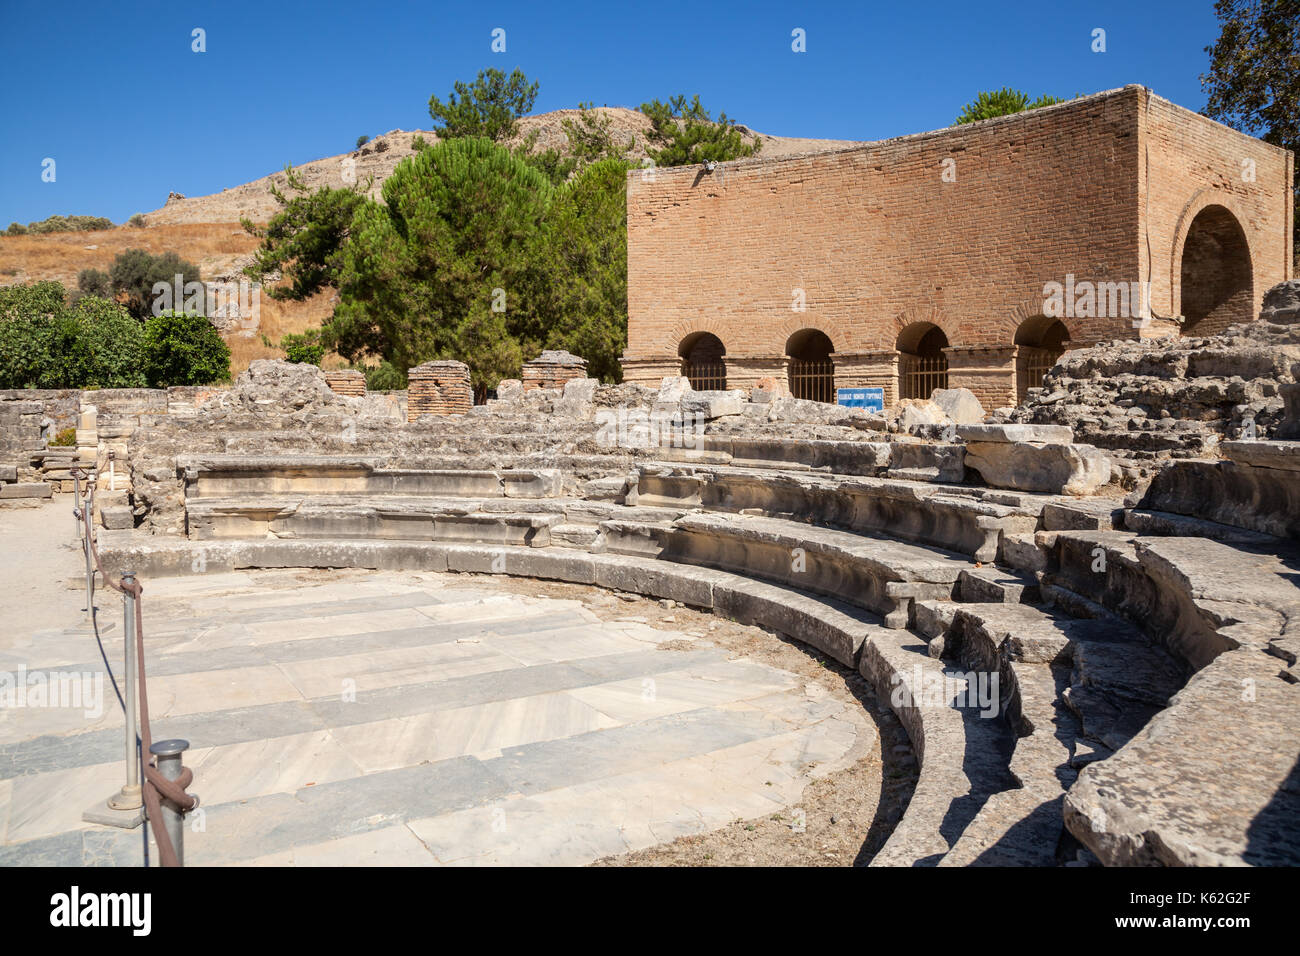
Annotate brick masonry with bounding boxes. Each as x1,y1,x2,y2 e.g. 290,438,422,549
323,370,366,398
624,86,1294,410
521,350,589,391
407,361,472,419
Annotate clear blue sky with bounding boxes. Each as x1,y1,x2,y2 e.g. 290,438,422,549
0,0,1227,225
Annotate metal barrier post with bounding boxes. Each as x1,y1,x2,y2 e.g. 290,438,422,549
108,572,143,814
149,739,190,866
81,481,96,616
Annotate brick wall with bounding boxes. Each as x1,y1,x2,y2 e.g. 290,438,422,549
625,85,1294,408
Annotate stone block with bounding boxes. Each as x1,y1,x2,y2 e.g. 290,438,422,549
958,423,1074,444
965,441,1110,495
930,388,985,425
681,390,745,419
100,505,134,530
0,482,52,499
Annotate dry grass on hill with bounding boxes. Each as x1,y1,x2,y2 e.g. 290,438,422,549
0,223,341,377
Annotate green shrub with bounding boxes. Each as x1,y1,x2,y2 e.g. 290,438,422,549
356,135,370,148
142,311,230,387
128,213,146,228
361,360,406,391
50,427,76,447
77,268,111,298
281,329,326,365
5,222,26,236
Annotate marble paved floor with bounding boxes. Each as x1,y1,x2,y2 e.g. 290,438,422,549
0,504,867,865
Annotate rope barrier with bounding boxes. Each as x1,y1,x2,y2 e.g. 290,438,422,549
74,468,198,867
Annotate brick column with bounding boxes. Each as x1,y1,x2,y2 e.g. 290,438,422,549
833,350,900,406
619,353,681,386
323,370,366,397
521,350,588,390
407,361,472,420
943,345,1017,410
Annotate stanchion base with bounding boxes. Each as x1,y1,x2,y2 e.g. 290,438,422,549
83,794,145,829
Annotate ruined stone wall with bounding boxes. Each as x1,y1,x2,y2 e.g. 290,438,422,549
625,86,1294,410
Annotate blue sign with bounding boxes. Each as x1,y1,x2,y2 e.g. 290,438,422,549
837,387,884,412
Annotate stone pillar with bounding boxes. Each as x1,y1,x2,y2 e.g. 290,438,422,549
521,350,588,391
944,345,1017,411
834,350,900,406
323,370,366,397
407,361,472,420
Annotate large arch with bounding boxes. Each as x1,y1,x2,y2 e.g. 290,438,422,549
1014,315,1070,403
1176,203,1254,335
896,322,949,400
678,331,727,390
785,328,835,403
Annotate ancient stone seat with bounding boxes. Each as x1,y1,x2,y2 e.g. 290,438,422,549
629,463,1043,561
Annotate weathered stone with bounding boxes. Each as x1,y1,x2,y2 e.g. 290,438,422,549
0,465,16,483
931,388,985,425
1064,648,1300,866
895,399,948,431
655,376,692,404
965,441,1111,495
1260,278,1300,325
681,390,745,419
495,379,523,402
958,423,1074,444
100,505,134,530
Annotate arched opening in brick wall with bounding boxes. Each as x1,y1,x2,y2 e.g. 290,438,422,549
785,329,835,403
1179,205,1253,336
678,332,727,390
896,323,949,400
1014,316,1070,403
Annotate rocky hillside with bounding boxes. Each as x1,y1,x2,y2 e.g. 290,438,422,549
143,107,864,226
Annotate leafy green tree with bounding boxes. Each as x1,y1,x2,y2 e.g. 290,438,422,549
0,280,66,318
639,95,762,167
545,158,631,381
0,284,144,388
67,296,147,387
955,88,1065,124
142,310,231,386
1201,0,1300,258
356,135,370,148
242,166,371,301
329,137,553,392
427,68,539,142
108,248,203,319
